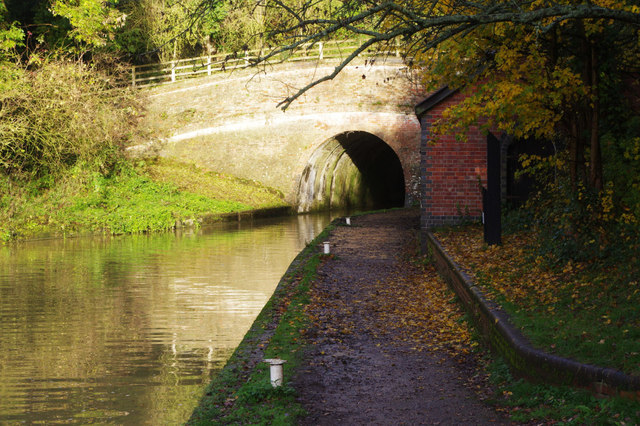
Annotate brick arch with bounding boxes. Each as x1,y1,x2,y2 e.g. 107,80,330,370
297,131,406,212
131,61,426,210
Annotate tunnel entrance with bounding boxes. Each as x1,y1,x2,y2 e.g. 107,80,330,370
297,131,406,212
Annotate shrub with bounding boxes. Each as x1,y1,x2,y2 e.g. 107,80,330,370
0,58,141,180
512,146,639,267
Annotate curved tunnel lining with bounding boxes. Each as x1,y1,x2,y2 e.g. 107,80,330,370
297,131,405,212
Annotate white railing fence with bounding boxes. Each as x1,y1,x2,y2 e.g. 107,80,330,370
131,39,400,88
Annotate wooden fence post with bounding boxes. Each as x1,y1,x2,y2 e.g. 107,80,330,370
171,61,176,82
131,66,136,87
319,42,324,60
207,56,211,76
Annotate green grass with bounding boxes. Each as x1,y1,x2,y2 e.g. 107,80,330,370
0,159,288,242
140,158,287,210
493,254,639,378
486,357,640,424
436,225,640,376
434,224,640,423
504,277,640,376
187,224,335,425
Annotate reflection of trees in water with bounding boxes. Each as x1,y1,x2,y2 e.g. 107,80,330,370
0,213,332,423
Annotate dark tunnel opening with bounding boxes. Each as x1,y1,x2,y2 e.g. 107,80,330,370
297,131,406,212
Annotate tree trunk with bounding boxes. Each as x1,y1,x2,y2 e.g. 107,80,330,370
569,111,587,187
569,118,579,188
589,44,603,191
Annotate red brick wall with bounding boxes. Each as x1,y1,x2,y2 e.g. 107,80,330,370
419,91,488,228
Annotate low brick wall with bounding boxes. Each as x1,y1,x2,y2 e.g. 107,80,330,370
425,231,640,400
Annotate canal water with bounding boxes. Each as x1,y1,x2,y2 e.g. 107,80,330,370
0,213,334,425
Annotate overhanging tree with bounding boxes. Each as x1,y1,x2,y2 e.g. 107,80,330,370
194,0,640,193
191,0,640,260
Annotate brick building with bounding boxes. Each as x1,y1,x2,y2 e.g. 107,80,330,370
415,86,490,231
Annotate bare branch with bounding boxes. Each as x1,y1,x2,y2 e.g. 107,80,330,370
276,37,382,110
213,0,640,108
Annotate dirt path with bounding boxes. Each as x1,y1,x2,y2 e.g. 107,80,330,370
293,209,511,425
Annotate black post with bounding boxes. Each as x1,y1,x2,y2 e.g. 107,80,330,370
483,133,502,245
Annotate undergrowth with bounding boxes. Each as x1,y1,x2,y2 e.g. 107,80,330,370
0,58,287,243
0,160,287,242
0,59,138,179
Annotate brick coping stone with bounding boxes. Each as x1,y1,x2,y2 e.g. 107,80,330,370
425,231,640,400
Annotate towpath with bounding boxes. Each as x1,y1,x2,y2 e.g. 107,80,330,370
293,209,511,425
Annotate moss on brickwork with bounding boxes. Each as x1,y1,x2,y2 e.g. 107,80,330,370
132,62,424,208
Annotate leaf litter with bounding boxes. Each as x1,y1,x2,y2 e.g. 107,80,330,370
293,209,509,425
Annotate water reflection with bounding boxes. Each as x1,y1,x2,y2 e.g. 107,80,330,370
0,213,334,424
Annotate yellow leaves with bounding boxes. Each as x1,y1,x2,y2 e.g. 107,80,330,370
623,137,640,161
419,10,597,142
619,212,638,226
600,184,615,221
435,225,571,310
305,251,477,360
377,268,473,355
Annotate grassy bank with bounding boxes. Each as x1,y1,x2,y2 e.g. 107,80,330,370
0,158,288,243
187,221,336,425
435,224,640,376
434,224,640,423
0,58,288,243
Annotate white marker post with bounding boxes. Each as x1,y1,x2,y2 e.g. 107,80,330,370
264,358,287,387
323,241,330,254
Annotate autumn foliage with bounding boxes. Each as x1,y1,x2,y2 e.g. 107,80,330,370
305,233,477,360
408,1,640,266
436,224,640,376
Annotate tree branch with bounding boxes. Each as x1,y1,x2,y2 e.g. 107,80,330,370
234,0,640,108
